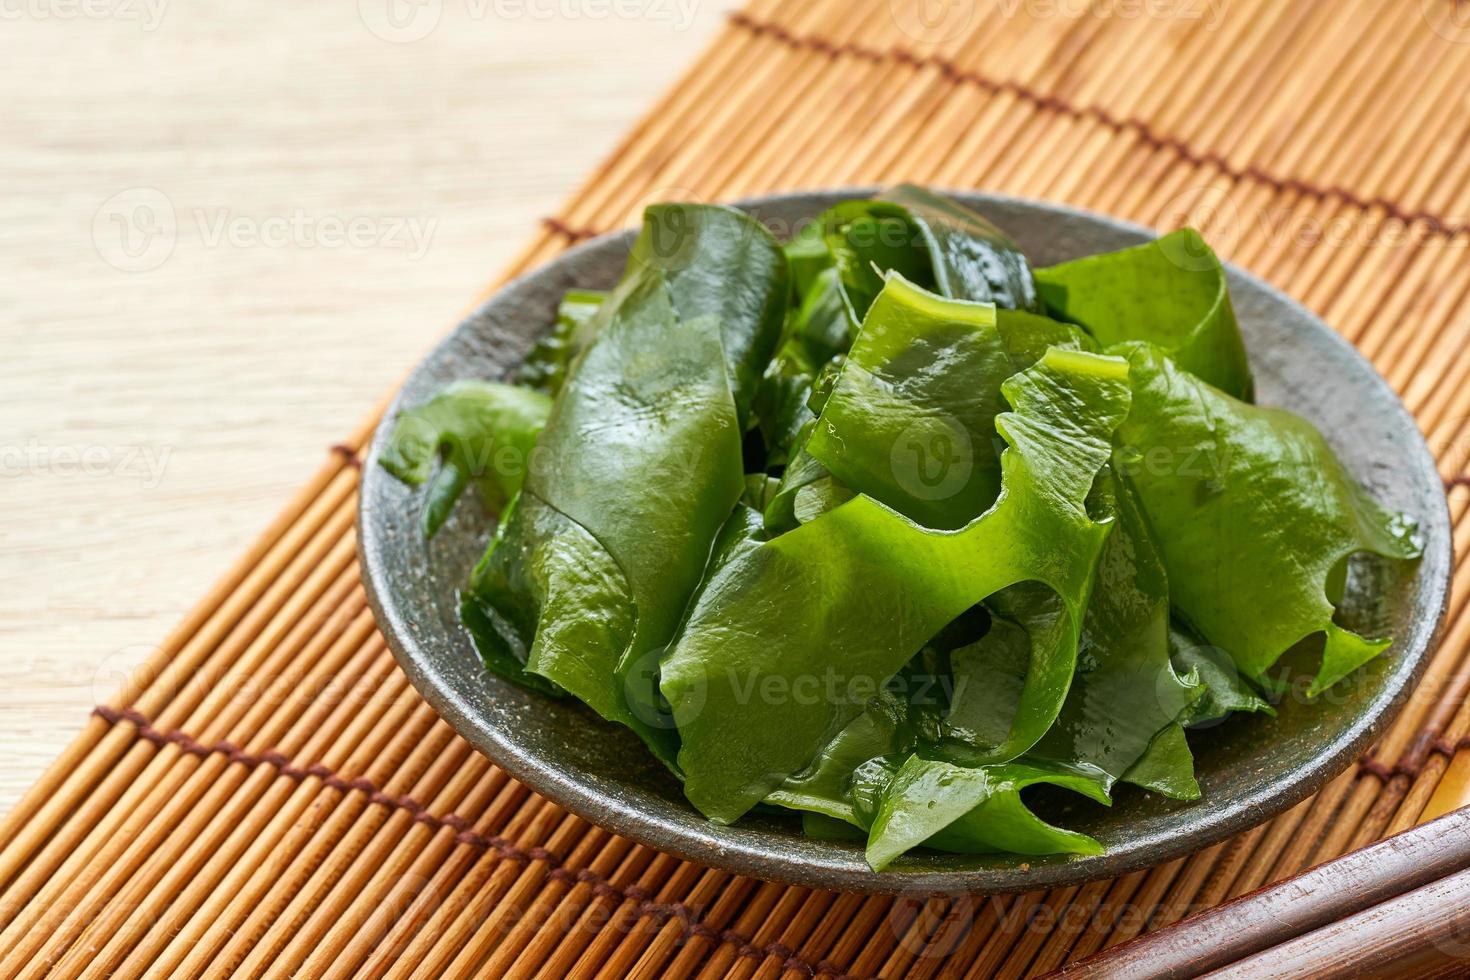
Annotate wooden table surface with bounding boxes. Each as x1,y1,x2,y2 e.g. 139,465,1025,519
0,0,737,813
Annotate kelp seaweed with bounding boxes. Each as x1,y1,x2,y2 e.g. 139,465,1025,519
382,189,1421,870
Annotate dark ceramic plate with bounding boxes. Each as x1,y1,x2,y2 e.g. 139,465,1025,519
358,190,1451,895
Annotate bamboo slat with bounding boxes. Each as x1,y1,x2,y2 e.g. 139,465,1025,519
5,0,1470,976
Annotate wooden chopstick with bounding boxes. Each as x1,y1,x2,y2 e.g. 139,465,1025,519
1055,805,1470,978
1200,866,1470,978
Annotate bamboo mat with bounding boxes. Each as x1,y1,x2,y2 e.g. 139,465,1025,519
5,0,1470,976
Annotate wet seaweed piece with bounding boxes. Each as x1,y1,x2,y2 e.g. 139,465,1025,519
379,380,552,537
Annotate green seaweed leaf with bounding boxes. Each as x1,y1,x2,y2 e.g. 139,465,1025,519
632,203,789,426
1170,623,1275,728
821,199,935,321
1112,342,1421,694
463,205,787,764
784,218,837,301
662,338,1131,823
1035,229,1253,400
753,266,854,471
379,380,552,537
461,493,623,700
764,690,923,826
806,275,1090,530
1028,466,1203,793
818,188,1045,321
779,190,1064,531
1119,723,1200,800
880,184,1043,312
865,756,1108,871
518,289,607,397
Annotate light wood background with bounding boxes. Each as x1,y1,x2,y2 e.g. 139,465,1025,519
0,0,738,812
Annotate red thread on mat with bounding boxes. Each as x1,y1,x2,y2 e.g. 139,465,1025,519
1356,755,1397,782
1356,751,1430,783
1433,736,1470,759
329,443,362,469
541,216,601,243
727,12,1470,241
1356,726,1470,783
91,705,860,980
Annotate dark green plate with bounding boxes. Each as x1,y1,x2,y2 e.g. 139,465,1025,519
358,191,1450,895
